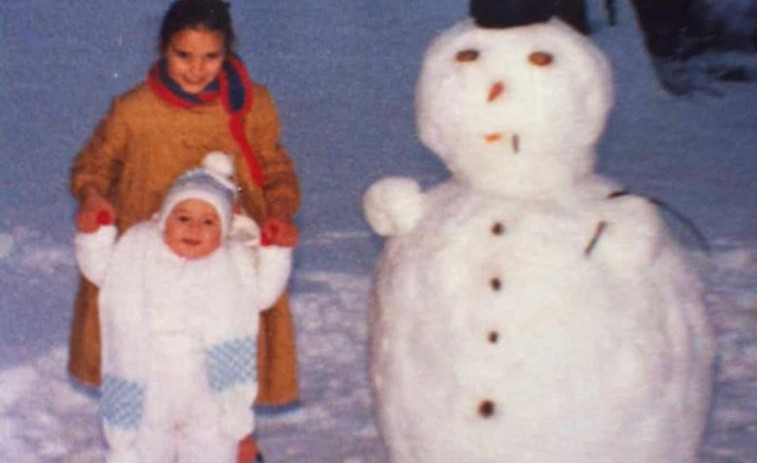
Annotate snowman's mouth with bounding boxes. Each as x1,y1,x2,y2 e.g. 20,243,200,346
484,132,520,153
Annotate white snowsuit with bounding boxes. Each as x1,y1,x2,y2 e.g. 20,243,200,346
75,220,291,463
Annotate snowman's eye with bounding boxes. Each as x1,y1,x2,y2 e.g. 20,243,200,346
456,49,480,62
528,51,554,66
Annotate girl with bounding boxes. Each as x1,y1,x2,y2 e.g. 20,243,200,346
70,0,300,456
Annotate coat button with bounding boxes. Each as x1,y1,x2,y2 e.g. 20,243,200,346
488,331,499,343
490,277,502,291
491,222,505,235
478,400,496,418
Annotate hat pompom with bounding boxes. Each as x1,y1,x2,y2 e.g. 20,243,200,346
203,151,235,179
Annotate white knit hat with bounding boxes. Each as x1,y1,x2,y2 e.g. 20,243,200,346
159,151,238,235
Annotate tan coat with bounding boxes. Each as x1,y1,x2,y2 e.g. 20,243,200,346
70,81,300,405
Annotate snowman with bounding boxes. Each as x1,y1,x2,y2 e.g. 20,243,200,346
362,1,715,462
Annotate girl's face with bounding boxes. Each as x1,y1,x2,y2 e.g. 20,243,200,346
164,28,226,94
164,199,222,259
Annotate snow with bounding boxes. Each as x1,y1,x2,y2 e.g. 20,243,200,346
0,0,756,462
0,233,12,259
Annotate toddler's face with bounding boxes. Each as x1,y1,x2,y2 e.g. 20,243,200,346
164,199,222,259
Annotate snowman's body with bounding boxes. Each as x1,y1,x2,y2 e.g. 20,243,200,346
370,180,712,463
364,10,713,463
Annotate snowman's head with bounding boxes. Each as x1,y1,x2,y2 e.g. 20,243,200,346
416,3,613,197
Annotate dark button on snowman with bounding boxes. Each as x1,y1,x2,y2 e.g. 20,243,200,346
363,0,715,462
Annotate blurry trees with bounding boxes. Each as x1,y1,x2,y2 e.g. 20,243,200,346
630,0,695,57
628,0,756,57
551,0,755,57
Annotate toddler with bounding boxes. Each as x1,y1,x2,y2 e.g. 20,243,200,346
75,152,290,463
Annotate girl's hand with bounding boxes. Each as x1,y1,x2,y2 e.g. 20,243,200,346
76,190,116,233
261,201,298,247
261,218,298,247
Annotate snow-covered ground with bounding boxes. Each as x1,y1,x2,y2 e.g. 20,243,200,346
1,0,756,462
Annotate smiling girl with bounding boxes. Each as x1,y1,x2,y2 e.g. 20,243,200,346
69,0,301,459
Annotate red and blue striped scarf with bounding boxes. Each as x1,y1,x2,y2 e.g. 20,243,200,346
147,55,265,188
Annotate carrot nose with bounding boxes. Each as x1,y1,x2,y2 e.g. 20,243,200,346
488,81,505,102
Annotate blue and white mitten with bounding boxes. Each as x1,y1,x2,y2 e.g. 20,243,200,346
206,336,258,439
101,375,144,454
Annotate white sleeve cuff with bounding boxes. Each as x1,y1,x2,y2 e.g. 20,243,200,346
74,225,118,286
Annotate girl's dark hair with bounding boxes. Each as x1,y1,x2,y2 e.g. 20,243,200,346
159,0,236,54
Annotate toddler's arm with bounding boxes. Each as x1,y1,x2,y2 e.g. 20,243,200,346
74,225,118,287
230,214,292,309
255,246,293,309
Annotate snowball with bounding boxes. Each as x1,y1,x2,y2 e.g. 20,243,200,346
363,177,423,236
